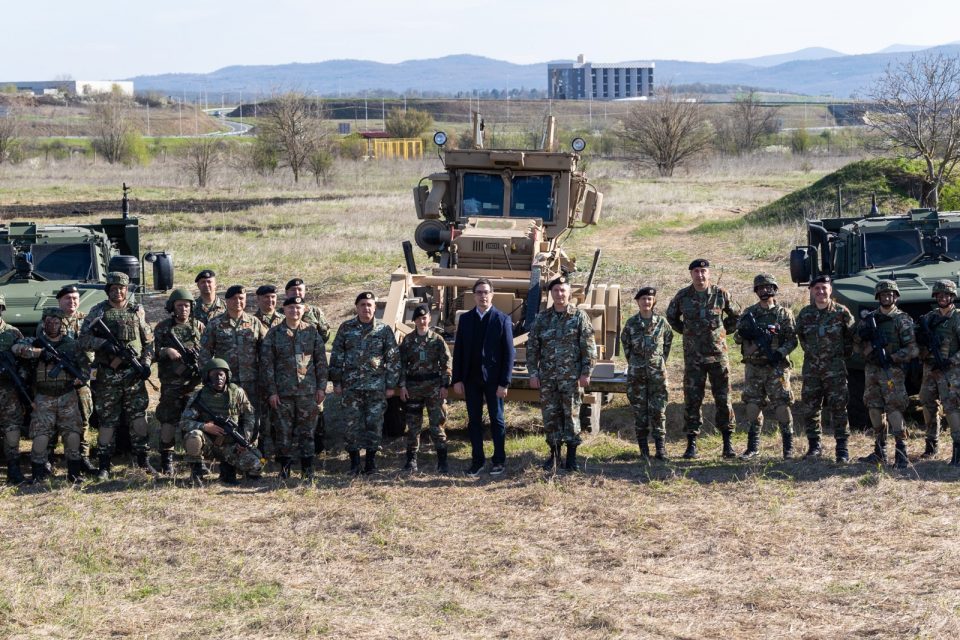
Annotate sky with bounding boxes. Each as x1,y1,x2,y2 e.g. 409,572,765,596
3,0,959,79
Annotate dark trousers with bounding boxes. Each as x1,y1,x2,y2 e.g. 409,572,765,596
464,382,506,465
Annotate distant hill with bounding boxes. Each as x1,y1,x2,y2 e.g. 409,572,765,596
725,47,846,67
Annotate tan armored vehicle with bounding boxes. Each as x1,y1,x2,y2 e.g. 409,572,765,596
380,114,625,431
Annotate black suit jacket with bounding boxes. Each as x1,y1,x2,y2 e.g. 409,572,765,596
452,306,515,389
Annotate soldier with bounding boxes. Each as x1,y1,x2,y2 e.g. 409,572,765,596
796,275,856,462
199,285,268,449
254,285,284,330
855,280,919,468
79,272,155,479
253,284,283,458
734,274,798,459
666,259,740,459
329,291,400,475
180,358,263,485
193,269,226,326
527,276,597,472
398,304,451,474
1,294,28,485
285,277,331,455
621,286,673,460
916,280,960,461
153,288,205,475
261,295,327,480
13,309,91,483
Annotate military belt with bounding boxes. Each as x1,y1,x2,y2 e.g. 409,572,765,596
405,373,441,382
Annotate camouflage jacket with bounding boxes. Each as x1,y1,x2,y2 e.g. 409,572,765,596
854,306,918,366
0,319,26,391
666,284,740,365
193,295,227,326
918,307,960,367
254,309,284,331
301,304,331,343
526,305,596,381
260,321,328,397
199,312,267,384
329,318,400,391
621,313,672,374
734,302,798,367
154,317,205,383
79,300,155,368
180,382,254,437
796,301,855,370
399,329,451,391
36,309,85,339
14,334,91,396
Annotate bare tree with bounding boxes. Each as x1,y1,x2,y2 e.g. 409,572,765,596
867,53,960,208
621,88,713,176
91,96,133,164
0,105,21,164
714,91,781,155
258,92,330,183
181,137,226,188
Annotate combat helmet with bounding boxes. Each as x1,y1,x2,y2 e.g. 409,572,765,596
932,279,958,298
203,357,232,385
104,271,130,292
753,273,778,291
874,279,900,299
165,288,194,313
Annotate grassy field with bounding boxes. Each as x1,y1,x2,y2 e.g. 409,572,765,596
3,149,960,639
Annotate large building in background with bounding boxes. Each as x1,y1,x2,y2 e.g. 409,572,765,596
4,80,134,97
548,55,654,100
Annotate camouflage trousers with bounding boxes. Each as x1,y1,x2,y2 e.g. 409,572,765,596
1,385,26,465
274,394,319,459
93,367,149,455
236,379,260,443
341,388,387,452
626,365,667,440
798,365,849,440
918,364,960,441
258,390,276,458
183,429,263,474
682,360,733,435
156,379,200,452
742,363,794,435
863,364,908,412
30,390,83,464
538,378,583,446
404,385,447,452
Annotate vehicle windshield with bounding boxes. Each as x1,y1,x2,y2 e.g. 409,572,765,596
31,243,95,281
863,230,922,268
0,245,13,274
510,175,554,222
462,173,504,216
940,228,960,259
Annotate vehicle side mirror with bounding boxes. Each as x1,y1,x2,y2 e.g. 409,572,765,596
582,190,603,225
144,251,174,291
790,247,812,284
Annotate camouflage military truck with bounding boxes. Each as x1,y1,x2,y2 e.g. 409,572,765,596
791,206,960,427
379,114,625,432
0,185,174,334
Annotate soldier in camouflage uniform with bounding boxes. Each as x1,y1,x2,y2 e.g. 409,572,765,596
527,276,597,472
399,304,451,473
255,285,284,330
329,291,400,475
261,295,328,480
1,294,28,485
199,285,268,452
796,275,856,462
79,272,155,479
666,259,741,459
285,278,331,455
916,280,960,462
254,284,283,458
621,286,673,460
854,280,919,468
734,274,798,460
153,288,205,475
14,309,91,483
180,358,263,485
193,269,227,326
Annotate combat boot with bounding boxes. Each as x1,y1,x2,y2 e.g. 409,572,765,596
67,459,84,484
403,448,418,473
638,439,651,460
301,457,314,480
951,441,960,467
803,436,823,459
720,430,736,459
541,443,561,472
189,462,206,485
894,438,909,469
858,436,887,465
436,447,449,474
653,436,667,460
160,451,175,475
277,457,292,480
835,438,849,464
79,454,98,476
218,461,239,486
565,443,580,473
740,431,760,460
682,434,698,459
920,438,939,460
96,453,112,481
6,460,25,485
782,432,795,459
348,451,361,476
363,449,378,475
133,451,157,475
31,462,49,485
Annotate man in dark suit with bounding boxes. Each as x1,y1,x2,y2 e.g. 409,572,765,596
452,278,515,476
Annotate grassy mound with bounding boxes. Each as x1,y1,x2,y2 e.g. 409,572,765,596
748,158,960,224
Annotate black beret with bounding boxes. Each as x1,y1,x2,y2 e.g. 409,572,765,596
547,275,569,291
283,296,304,306
285,278,304,290
688,259,710,270
355,291,376,304
195,269,216,283
634,286,657,299
224,285,245,299
256,285,277,296
56,285,79,299
809,275,832,287
412,304,430,320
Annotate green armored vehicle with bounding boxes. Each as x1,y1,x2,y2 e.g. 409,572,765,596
0,186,174,334
790,206,960,426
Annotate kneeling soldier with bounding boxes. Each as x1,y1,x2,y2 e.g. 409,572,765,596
916,280,960,464
180,358,263,485
398,304,451,473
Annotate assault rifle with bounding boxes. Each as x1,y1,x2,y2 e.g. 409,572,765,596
859,314,894,369
191,395,256,453
34,334,90,386
741,311,783,366
168,331,202,380
0,349,33,407
920,315,950,371
91,317,153,382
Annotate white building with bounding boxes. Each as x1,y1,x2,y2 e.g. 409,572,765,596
548,55,654,101
6,80,134,97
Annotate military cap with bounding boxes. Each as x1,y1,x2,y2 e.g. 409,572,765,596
224,285,245,299
256,284,277,296
688,258,710,270
283,296,305,307
547,275,569,291
809,275,832,287
195,269,216,283
634,286,657,299
355,291,376,304
42,307,66,320
412,304,430,320
56,285,79,299
753,273,778,290
932,280,958,297
874,279,900,298
104,271,130,291
285,278,304,291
